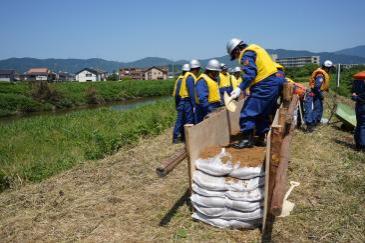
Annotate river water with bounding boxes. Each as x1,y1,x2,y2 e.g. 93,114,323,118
0,96,170,123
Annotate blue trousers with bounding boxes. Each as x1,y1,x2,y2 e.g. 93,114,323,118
196,102,221,123
355,102,365,149
239,75,283,135
304,92,323,125
172,99,195,139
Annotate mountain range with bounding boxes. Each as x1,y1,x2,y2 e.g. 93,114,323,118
0,45,364,74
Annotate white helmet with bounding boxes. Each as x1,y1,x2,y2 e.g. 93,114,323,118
181,63,190,72
190,59,201,69
206,59,221,71
233,66,241,73
226,38,244,55
220,63,228,70
323,60,333,68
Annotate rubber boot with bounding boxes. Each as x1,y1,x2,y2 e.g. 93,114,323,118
232,131,254,149
255,135,266,147
305,124,315,133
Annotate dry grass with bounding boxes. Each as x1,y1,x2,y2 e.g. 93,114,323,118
0,97,364,242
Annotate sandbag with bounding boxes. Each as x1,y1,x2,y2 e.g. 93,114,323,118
191,194,262,212
192,211,261,229
229,164,264,179
193,170,264,192
193,204,263,220
192,183,264,202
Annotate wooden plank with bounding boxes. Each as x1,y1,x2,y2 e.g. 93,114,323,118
262,128,272,232
282,82,294,108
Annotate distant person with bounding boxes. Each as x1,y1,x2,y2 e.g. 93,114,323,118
352,71,365,151
218,63,233,102
231,67,243,90
304,60,333,132
195,59,222,123
172,63,190,143
226,38,284,148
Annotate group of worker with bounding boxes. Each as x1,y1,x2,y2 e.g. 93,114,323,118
172,37,365,152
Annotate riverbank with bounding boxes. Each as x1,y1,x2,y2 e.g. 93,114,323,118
0,99,176,191
0,80,174,117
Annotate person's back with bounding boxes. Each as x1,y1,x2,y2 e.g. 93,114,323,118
352,71,365,151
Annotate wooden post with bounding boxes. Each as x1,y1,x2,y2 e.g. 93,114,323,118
282,82,294,108
156,148,187,177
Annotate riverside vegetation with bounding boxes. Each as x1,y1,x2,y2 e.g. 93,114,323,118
0,79,174,117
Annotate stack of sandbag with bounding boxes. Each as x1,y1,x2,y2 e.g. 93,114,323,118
191,148,265,229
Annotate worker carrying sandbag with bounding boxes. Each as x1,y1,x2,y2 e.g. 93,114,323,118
226,38,285,148
218,63,233,103
303,60,333,132
195,59,223,123
352,71,365,151
172,63,190,143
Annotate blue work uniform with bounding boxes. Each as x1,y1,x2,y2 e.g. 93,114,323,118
184,75,197,124
172,76,184,140
352,79,365,149
304,75,324,126
239,51,284,136
195,77,222,123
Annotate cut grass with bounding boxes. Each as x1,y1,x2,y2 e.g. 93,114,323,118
0,99,176,191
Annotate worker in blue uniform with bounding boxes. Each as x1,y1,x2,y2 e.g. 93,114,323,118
352,71,365,151
304,60,333,132
218,63,233,103
226,38,284,148
195,59,222,123
172,63,190,143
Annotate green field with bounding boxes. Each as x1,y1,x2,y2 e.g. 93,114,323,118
0,99,176,191
0,80,174,117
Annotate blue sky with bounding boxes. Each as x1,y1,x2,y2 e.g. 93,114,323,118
1,0,364,61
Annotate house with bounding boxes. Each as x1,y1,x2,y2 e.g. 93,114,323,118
75,68,107,82
57,72,75,82
143,66,168,80
26,68,55,81
119,68,145,80
0,69,17,82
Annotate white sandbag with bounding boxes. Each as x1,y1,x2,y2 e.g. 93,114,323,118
229,164,264,179
193,170,264,192
192,183,264,202
191,194,262,212
194,148,233,176
192,183,226,198
225,187,264,202
192,211,261,229
193,204,263,220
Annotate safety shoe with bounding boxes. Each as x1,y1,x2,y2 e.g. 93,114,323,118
172,138,183,144
255,135,266,147
232,132,254,149
305,124,315,133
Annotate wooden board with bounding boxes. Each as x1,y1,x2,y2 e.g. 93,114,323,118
262,128,272,232
227,99,245,135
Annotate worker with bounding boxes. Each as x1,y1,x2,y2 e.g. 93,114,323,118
172,63,190,143
179,59,201,126
218,63,233,102
352,71,365,151
226,38,284,148
303,60,333,132
195,59,222,123
231,66,243,90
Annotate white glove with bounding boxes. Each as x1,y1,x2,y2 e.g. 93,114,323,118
230,87,241,99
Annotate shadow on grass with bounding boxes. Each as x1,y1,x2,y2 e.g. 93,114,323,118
159,188,191,226
333,138,356,150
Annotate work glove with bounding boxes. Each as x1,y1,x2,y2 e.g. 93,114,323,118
230,87,242,99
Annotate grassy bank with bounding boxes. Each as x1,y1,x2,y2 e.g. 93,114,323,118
0,80,174,117
0,99,176,191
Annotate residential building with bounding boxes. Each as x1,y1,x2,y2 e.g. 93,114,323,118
0,69,17,82
57,72,75,81
144,66,168,80
26,68,56,81
75,68,107,82
276,56,320,68
119,67,145,80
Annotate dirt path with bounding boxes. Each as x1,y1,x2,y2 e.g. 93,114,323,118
1,124,364,242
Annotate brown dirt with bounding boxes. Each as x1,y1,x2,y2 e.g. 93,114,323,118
0,129,261,242
200,146,265,167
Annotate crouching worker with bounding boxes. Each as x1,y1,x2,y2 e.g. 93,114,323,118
352,71,365,151
304,60,333,132
226,38,284,148
218,63,233,102
195,59,222,123
172,63,190,143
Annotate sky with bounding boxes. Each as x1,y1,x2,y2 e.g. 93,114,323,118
0,0,364,61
